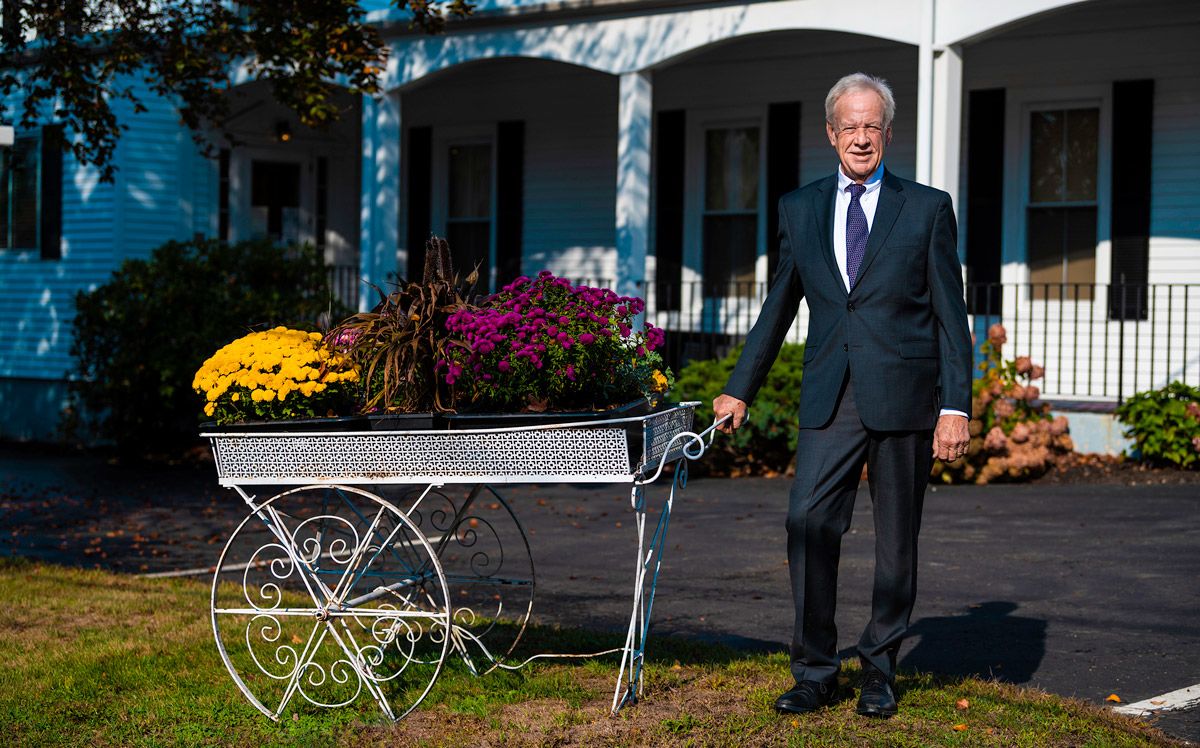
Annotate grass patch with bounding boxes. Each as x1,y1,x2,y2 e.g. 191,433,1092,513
0,558,1182,747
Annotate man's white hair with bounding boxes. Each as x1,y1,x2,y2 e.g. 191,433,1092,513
825,73,896,129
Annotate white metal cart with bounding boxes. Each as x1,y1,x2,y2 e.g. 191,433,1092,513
202,402,723,722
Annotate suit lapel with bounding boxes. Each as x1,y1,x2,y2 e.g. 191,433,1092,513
854,170,906,287
812,176,844,295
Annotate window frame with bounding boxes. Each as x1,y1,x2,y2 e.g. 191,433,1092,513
431,125,496,289
0,129,43,254
683,106,767,295
1003,86,1112,294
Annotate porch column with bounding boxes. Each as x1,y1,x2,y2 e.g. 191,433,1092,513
931,44,964,235
616,71,652,300
360,91,401,310
915,0,935,186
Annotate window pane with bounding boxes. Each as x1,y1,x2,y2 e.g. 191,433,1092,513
250,160,302,242
446,220,489,279
448,144,491,219
702,214,756,297
1029,111,1064,203
1028,206,1097,299
11,137,39,248
1065,108,1099,201
705,128,759,211
1027,208,1063,288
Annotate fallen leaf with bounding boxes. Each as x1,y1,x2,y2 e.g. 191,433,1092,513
955,698,970,710
790,719,799,728
671,662,682,671
1105,694,1122,703
953,724,968,732
291,634,303,644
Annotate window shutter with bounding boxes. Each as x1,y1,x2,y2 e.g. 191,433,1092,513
39,124,63,260
1109,79,1153,321
495,120,524,286
653,109,685,311
405,126,433,283
766,101,800,287
965,88,1005,315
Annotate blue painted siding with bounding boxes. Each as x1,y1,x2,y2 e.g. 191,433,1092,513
0,78,213,384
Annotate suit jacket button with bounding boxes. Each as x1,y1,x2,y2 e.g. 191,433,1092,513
846,302,855,311
843,344,849,352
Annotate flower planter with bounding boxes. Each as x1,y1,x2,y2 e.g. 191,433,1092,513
202,401,697,485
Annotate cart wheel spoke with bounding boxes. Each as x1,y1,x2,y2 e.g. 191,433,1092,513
212,485,452,722
393,485,536,673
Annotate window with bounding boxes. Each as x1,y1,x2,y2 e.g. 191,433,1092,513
702,127,759,298
250,160,302,243
1027,107,1099,300
0,134,41,250
446,143,492,280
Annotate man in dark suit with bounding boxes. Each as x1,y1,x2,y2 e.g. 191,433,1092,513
713,73,972,719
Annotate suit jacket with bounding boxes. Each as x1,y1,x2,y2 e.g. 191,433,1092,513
724,169,972,432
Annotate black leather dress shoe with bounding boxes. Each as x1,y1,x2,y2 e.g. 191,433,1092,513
856,666,898,718
774,680,837,714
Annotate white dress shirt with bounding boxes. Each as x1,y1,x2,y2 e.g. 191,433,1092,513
832,163,967,422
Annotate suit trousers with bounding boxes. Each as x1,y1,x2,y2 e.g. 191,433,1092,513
786,372,933,685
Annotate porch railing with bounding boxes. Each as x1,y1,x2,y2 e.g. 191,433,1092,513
639,280,1200,404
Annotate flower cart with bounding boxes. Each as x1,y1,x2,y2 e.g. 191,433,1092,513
202,403,725,722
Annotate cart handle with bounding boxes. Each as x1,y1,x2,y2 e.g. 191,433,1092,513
638,414,731,485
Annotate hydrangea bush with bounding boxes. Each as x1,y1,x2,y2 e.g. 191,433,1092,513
933,323,1073,484
192,327,360,424
441,271,672,411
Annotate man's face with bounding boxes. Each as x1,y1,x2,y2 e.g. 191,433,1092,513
826,88,892,183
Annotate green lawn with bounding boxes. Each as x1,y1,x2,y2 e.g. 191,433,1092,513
0,558,1182,747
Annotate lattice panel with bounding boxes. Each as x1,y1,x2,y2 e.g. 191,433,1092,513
640,406,696,472
211,427,631,484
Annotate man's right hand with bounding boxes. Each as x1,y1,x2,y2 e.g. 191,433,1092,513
713,394,749,434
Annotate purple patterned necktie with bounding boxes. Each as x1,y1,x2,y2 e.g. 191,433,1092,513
845,183,868,290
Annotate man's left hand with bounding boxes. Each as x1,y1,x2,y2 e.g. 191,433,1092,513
932,414,970,462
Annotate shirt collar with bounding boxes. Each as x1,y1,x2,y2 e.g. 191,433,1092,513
837,163,885,194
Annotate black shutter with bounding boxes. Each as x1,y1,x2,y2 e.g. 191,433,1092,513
653,109,685,311
965,88,1005,315
766,101,801,287
1109,79,1153,321
406,126,433,283
495,120,524,287
39,124,63,260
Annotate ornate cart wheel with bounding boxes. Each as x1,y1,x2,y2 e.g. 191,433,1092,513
210,485,452,722
396,484,535,675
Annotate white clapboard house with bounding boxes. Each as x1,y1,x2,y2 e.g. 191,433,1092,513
1,0,1198,445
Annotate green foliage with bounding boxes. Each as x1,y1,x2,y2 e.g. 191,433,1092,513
1,1,472,181
1115,381,1200,469
672,342,805,476
70,238,342,457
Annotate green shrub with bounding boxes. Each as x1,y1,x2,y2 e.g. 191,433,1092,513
69,239,343,458
1115,381,1200,469
671,342,804,476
